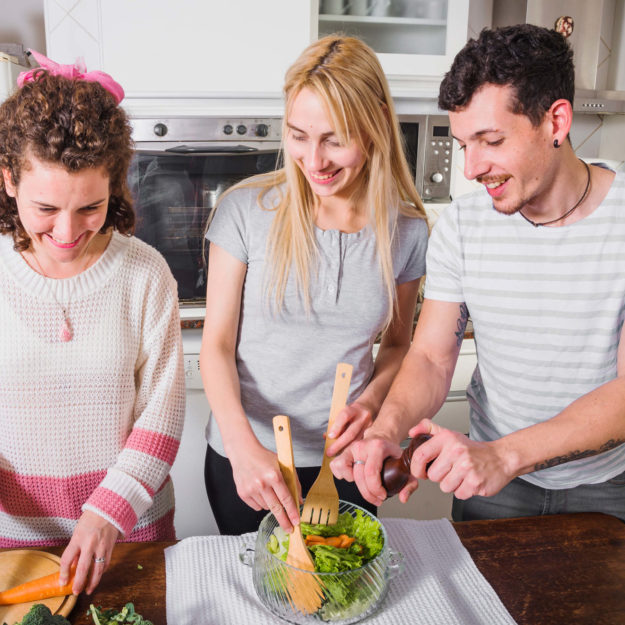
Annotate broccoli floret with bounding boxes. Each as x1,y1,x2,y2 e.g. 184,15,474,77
15,604,71,625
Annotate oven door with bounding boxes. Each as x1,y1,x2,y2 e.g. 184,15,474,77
128,146,281,306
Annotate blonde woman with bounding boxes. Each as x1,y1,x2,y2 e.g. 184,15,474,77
200,35,428,535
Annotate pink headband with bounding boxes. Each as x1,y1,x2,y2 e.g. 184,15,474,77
17,49,124,105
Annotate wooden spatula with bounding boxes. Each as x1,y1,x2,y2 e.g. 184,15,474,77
300,362,353,525
272,415,323,614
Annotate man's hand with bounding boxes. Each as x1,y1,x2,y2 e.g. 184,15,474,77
405,419,515,501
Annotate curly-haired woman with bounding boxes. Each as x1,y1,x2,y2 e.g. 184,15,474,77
0,52,185,594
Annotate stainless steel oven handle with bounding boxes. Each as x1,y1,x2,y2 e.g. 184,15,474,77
164,144,258,153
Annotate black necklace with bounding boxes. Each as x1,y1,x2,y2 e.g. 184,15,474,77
519,160,591,227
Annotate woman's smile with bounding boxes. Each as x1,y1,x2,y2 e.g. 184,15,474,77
309,168,342,184
46,232,86,248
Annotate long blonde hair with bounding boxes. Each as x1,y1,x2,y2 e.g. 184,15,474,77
214,36,427,328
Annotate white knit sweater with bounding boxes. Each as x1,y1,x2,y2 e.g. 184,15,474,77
0,231,185,546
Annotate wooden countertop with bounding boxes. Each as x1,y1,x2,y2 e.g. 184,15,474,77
18,512,625,624
181,317,475,340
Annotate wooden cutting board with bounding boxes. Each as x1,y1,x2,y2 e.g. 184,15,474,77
0,550,76,623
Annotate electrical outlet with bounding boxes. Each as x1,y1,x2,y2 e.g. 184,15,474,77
183,354,203,390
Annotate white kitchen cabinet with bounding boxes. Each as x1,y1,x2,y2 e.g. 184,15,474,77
169,387,218,538
316,0,471,91
44,0,489,101
44,0,315,97
171,329,218,538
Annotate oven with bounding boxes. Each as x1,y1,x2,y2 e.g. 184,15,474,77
128,114,451,316
128,116,282,318
127,114,451,538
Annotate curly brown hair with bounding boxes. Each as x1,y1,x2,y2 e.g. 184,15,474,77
439,24,574,127
0,69,135,251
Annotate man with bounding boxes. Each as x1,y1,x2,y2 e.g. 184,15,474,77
329,24,625,521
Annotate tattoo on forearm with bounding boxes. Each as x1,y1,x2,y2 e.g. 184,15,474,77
454,303,469,346
534,438,625,471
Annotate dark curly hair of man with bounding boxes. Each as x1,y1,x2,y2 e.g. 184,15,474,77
0,70,135,251
438,24,575,127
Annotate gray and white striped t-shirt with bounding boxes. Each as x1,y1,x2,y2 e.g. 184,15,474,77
425,169,625,489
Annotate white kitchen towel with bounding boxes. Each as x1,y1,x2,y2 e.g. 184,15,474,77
165,518,518,625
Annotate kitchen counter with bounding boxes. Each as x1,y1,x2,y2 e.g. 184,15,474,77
26,512,625,625
180,316,475,339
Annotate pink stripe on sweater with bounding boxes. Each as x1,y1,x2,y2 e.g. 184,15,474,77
127,508,175,541
87,486,137,537
125,427,180,466
0,467,105,518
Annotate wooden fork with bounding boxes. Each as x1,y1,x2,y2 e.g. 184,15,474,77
300,362,353,525
273,415,323,615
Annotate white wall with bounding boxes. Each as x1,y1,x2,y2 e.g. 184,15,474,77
0,0,46,53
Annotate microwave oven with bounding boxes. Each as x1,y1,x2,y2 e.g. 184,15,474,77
128,114,451,311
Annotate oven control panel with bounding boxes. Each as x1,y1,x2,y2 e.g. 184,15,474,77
222,122,270,138
421,116,452,201
130,117,282,143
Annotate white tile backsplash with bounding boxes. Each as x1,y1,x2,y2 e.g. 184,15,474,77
570,115,604,157
598,116,625,167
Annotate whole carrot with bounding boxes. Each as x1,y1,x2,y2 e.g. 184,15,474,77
0,563,76,605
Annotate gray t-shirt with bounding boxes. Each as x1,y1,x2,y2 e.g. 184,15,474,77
206,185,428,465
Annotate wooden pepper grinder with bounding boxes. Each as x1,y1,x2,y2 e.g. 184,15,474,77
380,434,433,497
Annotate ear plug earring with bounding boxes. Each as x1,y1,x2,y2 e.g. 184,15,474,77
553,139,560,148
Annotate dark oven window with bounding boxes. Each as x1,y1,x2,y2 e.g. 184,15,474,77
128,150,280,304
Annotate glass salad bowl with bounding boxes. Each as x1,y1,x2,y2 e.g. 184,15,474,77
239,500,404,624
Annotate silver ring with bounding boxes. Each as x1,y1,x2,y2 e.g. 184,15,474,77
353,460,365,466
94,557,106,564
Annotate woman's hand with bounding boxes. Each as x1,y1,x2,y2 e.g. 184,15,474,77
59,510,119,595
330,435,403,506
229,443,302,532
325,401,374,458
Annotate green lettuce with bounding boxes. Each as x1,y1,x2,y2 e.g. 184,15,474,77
266,509,384,571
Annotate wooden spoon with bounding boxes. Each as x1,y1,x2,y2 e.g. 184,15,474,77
272,415,323,614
